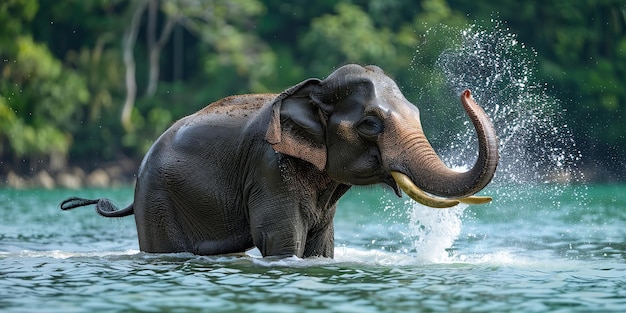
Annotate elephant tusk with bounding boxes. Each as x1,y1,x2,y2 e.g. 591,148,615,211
458,195,492,204
390,171,460,208
390,172,493,208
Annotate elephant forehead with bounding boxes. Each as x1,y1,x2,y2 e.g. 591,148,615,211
373,82,405,102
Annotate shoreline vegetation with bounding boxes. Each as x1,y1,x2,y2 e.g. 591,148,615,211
1,1,624,188
2,160,138,189
1,161,620,190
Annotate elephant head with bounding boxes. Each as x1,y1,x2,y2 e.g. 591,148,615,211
266,64,499,208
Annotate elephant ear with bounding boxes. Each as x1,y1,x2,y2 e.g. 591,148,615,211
265,78,328,171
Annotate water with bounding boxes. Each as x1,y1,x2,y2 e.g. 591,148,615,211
3,25,625,312
1,186,625,312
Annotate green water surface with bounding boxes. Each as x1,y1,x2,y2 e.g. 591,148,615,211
1,184,625,312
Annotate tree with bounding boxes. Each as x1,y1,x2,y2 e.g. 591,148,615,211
0,37,89,172
2,0,623,182
119,0,272,132
120,0,148,132
0,0,92,173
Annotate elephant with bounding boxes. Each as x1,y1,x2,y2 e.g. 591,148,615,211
60,64,499,258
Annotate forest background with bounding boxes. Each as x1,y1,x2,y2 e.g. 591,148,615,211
1,0,625,187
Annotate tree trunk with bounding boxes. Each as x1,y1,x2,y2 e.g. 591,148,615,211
145,0,176,97
121,0,148,132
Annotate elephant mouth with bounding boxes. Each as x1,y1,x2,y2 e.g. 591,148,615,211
389,171,492,208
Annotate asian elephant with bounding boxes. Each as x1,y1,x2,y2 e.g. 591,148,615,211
60,64,499,258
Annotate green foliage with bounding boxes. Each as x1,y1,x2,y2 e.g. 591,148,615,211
0,0,38,43
114,0,275,155
0,35,89,170
0,0,624,179
64,39,125,160
302,3,397,74
163,0,274,91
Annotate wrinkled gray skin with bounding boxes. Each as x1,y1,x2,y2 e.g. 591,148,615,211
60,64,499,258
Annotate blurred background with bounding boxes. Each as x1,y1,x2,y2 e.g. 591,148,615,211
1,0,624,188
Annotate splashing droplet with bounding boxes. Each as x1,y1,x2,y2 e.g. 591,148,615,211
402,22,586,261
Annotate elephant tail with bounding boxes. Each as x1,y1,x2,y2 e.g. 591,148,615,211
60,197,134,218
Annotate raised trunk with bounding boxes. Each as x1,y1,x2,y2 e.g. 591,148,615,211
390,90,499,201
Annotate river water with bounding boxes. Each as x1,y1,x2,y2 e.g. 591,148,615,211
1,184,625,312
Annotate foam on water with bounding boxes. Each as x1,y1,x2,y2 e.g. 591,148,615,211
0,247,532,267
0,249,140,259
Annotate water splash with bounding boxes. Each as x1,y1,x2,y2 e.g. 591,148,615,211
403,23,585,262
406,204,466,262
436,25,581,184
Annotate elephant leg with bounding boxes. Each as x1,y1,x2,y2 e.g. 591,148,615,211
304,224,334,258
193,238,253,255
255,228,307,258
249,206,308,258
134,188,188,253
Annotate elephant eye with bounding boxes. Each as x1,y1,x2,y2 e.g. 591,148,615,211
357,115,384,138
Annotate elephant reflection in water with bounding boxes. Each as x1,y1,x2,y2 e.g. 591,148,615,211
61,64,499,258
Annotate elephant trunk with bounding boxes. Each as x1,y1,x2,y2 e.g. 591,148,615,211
386,90,499,206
